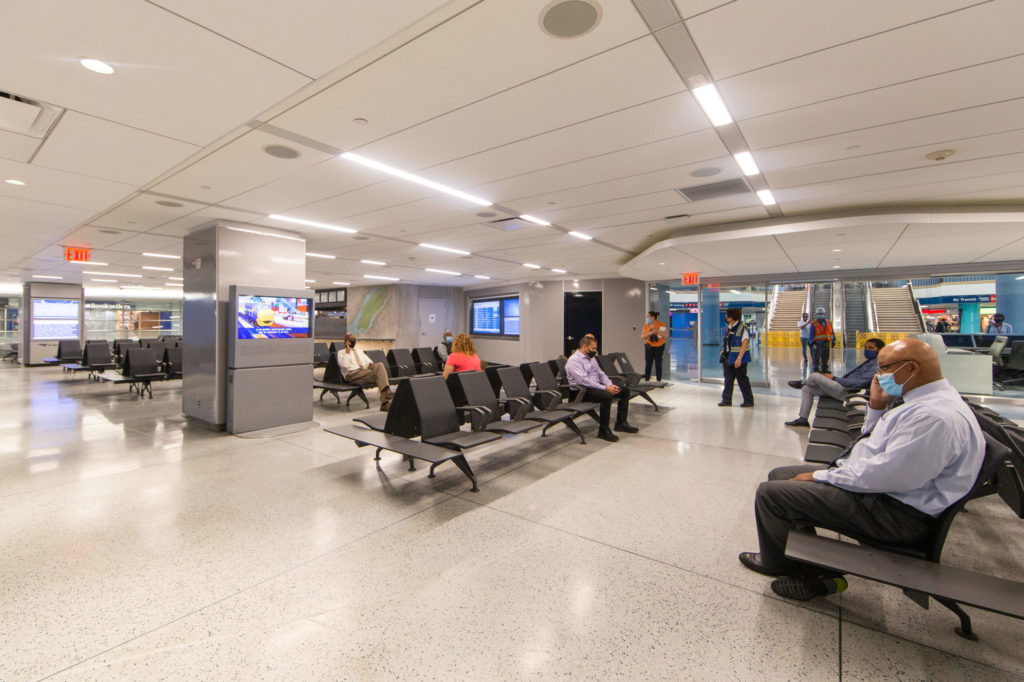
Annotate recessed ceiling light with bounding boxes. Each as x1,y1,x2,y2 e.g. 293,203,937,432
90,278,118,283
832,265,841,269
267,214,356,234
692,83,733,127
304,279,315,283
263,145,300,159
658,262,665,266
519,214,551,226
568,231,592,241
32,274,62,279
70,261,107,266
364,274,399,281
419,243,470,256
168,276,183,281
332,281,351,286
4,178,26,186
83,271,141,277
340,152,493,207
425,268,461,276
551,268,567,274
79,58,115,75
523,263,542,269
306,252,335,259
832,248,842,253
756,189,777,206
360,259,386,266
473,275,491,280
142,266,173,271
733,151,760,176
155,200,185,208
143,252,181,259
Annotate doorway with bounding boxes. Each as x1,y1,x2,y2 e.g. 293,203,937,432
563,291,601,357
418,298,448,348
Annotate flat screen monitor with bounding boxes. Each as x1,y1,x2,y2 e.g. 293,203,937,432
471,296,520,337
31,298,80,340
236,295,310,340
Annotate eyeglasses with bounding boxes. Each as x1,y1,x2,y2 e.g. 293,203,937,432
878,359,911,372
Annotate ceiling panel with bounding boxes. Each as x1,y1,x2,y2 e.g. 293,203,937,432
0,158,134,211
0,0,309,145
718,1,1023,120
975,238,1024,261
0,196,93,231
153,207,268,238
775,223,906,248
673,0,733,19
61,225,146,250
32,111,200,185
152,0,454,78
91,194,208,231
0,129,42,162
103,233,184,257
689,0,978,80
271,0,650,152
227,158,383,216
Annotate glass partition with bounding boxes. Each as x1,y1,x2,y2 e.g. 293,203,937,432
699,283,768,386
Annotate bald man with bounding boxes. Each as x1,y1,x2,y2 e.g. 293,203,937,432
739,338,985,601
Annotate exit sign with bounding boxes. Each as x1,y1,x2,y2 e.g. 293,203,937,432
681,271,699,285
64,247,91,262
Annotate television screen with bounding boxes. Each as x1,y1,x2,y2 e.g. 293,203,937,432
502,297,520,336
236,295,310,339
472,299,501,335
31,298,80,340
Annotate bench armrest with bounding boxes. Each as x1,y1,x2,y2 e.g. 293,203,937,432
505,396,532,420
455,405,492,431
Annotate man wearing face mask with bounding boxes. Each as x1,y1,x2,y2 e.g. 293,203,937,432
809,307,835,374
984,313,1013,335
565,334,636,442
739,338,984,601
337,333,393,411
784,338,884,428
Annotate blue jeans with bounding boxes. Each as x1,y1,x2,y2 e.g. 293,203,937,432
800,337,810,361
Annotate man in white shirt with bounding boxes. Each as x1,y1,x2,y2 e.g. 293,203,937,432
337,334,393,411
738,338,985,601
797,312,813,364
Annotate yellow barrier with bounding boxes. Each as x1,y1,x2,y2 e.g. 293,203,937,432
765,331,844,348
855,331,911,349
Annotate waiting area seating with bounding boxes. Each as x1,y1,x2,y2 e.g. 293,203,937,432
312,352,372,409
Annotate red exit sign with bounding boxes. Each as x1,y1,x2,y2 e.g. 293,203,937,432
681,271,699,286
64,246,91,262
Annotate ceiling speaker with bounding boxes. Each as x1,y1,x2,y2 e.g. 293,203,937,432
540,0,601,38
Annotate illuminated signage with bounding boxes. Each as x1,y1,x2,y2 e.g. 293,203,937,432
64,247,91,262
681,271,699,285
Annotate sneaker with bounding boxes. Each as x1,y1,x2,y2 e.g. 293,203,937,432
785,417,810,427
597,429,619,443
717,401,731,407
771,576,848,601
788,380,804,389
614,422,639,433
740,402,754,408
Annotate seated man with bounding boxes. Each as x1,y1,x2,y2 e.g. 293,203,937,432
565,334,637,443
337,333,393,411
784,338,884,428
739,338,984,600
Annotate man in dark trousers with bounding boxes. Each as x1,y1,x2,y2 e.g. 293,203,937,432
809,307,835,374
565,334,637,442
718,308,754,407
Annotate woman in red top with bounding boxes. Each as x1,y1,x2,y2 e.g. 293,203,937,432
442,333,482,378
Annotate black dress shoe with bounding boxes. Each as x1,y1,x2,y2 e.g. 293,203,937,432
788,380,804,389
785,417,810,427
614,422,639,433
717,400,731,407
597,429,619,443
738,552,789,577
740,402,754,408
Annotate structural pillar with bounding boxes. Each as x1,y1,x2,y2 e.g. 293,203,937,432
700,286,720,346
994,274,1024,332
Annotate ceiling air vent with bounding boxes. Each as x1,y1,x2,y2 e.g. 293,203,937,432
0,90,63,137
674,178,751,203
483,216,530,231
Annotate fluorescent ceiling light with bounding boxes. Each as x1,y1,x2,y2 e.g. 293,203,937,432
340,152,492,207
267,214,357,234
90,278,117,283
168,276,183,281
551,268,567,274
4,178,26,186
360,259,386,266
332,281,351,286
70,261,107,266
523,263,542,269
164,282,183,287
519,214,550,226
365,274,399,281
692,83,733,126
756,189,777,206
83,271,141,277
142,252,180,259
1017,275,1024,280
733,151,760,176
568,231,592,241
419,243,470,256
304,279,315,283
832,265,841,269
473,275,491,280
142,266,173,271
225,226,304,242
832,248,842,253
32,274,62,279
79,58,115,75
425,268,460,276
306,252,335,259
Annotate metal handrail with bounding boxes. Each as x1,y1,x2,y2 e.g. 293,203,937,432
906,281,927,332
866,283,877,333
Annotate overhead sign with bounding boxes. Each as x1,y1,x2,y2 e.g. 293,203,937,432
64,246,91,262
681,271,699,286
917,295,996,304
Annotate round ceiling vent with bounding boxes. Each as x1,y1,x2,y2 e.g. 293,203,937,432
476,211,497,218
155,200,184,207
540,0,601,39
690,167,720,178
264,144,300,159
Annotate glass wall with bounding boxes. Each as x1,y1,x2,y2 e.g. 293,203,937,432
698,283,768,385
0,296,182,344
0,297,19,344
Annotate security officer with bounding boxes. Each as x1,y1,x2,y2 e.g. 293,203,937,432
810,307,835,374
719,307,754,407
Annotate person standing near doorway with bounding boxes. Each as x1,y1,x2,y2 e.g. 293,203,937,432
798,312,813,364
642,310,667,381
719,308,754,407
810,307,835,374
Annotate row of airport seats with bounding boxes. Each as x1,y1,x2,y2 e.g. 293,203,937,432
788,387,1024,640
95,346,183,398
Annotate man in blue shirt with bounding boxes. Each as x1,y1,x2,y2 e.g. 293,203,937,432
718,308,754,407
739,338,985,601
784,338,884,428
565,334,637,443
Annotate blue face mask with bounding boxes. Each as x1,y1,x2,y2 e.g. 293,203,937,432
877,362,913,397
816,315,825,321
863,349,877,361
444,336,453,343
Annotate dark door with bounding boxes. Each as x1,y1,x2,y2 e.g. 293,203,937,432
563,291,602,357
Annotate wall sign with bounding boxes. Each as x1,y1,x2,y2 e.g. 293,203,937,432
64,246,91,262
681,272,699,286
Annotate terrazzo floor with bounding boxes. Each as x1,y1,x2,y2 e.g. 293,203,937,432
1,361,1022,681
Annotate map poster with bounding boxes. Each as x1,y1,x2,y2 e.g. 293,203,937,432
347,285,396,338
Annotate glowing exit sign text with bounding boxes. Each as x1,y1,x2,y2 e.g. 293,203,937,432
64,247,91,262
681,271,699,286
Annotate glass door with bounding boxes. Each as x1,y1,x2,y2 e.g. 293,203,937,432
699,283,768,386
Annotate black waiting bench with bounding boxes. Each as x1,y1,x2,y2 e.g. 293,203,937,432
313,352,371,408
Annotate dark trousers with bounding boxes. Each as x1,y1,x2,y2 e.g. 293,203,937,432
812,340,830,373
644,344,664,381
581,387,630,430
755,464,937,573
722,362,753,404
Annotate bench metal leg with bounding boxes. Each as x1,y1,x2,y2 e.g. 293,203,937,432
346,388,369,409
636,391,659,411
449,454,479,492
936,597,978,640
373,447,383,461
406,455,416,472
563,418,586,444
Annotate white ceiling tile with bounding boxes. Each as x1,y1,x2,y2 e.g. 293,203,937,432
775,224,905,248
153,207,269,238
0,129,41,162
61,225,145,250
673,0,732,19
0,158,134,211
91,194,207,231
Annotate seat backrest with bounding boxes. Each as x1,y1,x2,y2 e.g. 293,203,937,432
412,347,439,373
322,351,344,384
528,362,560,391
313,342,329,363
1006,341,1024,370
991,335,1008,366
57,339,82,360
497,366,533,406
596,354,620,378
485,365,505,397
448,371,499,424
83,343,113,366
381,377,421,438
407,375,461,437
163,346,183,377
914,333,949,356
614,352,638,374
363,349,395,380
114,338,137,355
124,348,159,377
145,341,168,357
388,348,418,377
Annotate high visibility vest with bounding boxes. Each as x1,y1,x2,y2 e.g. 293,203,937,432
812,319,833,342
644,321,667,347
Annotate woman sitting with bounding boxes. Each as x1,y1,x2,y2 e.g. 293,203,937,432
442,333,481,378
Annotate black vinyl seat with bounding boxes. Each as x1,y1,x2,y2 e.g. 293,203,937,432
496,367,588,443
412,347,443,374
56,339,83,363
447,371,539,435
122,348,166,398
81,342,117,372
387,348,420,378
528,362,601,416
410,376,502,450
613,352,670,389
314,352,371,409
596,354,659,411
313,342,330,368
162,346,183,380
364,349,402,385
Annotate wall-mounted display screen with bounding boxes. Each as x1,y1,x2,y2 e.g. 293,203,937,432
31,298,80,340
471,296,520,337
236,295,310,339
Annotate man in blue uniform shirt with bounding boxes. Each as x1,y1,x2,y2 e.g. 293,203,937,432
784,338,884,428
739,338,985,600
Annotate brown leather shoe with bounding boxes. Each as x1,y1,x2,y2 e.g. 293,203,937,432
379,400,390,412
